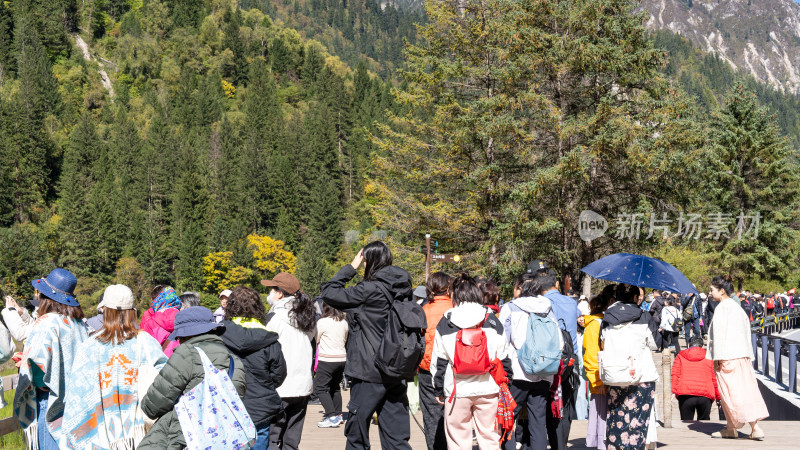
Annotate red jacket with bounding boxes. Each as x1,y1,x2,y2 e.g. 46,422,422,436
671,346,720,400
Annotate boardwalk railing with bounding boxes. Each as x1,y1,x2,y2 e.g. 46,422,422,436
0,374,20,436
752,327,800,392
750,310,800,335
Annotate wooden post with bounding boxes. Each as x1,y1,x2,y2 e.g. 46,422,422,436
662,349,673,428
425,234,431,282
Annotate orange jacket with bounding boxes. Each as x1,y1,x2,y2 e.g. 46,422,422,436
419,295,453,371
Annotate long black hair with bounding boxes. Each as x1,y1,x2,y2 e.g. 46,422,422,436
614,283,641,304
283,288,316,333
322,302,345,321
363,241,393,281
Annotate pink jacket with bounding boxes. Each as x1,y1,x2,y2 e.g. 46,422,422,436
140,307,180,356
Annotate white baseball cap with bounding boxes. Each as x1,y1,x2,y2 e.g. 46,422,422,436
99,284,136,310
219,289,232,298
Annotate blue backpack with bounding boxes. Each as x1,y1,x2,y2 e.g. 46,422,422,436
505,303,562,376
641,300,652,312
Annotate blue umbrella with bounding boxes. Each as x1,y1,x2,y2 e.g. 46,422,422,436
581,253,698,295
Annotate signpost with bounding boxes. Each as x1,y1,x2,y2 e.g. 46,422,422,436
430,254,461,263
425,234,431,281
424,233,460,281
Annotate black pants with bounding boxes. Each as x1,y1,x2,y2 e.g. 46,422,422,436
345,378,411,450
269,396,309,450
314,361,345,418
417,370,446,450
546,380,575,450
677,395,712,420
662,330,681,352
502,379,550,450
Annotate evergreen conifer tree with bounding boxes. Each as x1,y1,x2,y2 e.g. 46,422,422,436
705,83,800,282
59,113,102,274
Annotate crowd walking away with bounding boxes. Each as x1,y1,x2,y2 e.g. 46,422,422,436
0,247,783,450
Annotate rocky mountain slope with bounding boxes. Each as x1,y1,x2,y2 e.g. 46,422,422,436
639,0,800,94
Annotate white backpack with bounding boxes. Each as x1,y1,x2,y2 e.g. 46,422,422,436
598,321,647,386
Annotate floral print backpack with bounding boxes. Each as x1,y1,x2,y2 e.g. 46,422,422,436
175,347,256,449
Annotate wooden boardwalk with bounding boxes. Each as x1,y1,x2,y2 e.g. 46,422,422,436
300,344,796,450
299,388,793,448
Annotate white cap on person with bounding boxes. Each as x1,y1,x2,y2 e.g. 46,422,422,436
98,284,136,310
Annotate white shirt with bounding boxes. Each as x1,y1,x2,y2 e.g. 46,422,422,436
316,317,348,362
2,307,35,342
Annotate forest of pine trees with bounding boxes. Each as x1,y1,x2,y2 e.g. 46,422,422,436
0,0,400,305
0,0,798,306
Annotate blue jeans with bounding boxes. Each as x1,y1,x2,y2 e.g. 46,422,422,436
36,389,59,450
253,425,270,450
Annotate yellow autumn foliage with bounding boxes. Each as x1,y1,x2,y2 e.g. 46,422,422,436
247,234,297,276
202,234,296,293
202,251,253,293
221,79,236,98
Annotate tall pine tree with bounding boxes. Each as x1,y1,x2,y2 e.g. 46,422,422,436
59,113,101,274
9,12,60,222
705,83,800,282
172,134,209,290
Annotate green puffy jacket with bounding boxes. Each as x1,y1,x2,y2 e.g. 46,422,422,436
138,333,247,450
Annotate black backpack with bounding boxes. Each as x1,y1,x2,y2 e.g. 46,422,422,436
558,319,580,394
373,283,427,380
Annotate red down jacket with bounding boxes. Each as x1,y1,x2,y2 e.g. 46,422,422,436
671,346,720,400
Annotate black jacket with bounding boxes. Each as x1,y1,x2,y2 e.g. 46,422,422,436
220,320,287,427
649,295,666,325
321,264,413,383
704,299,719,327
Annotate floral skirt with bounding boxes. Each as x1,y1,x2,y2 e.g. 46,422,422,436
606,382,655,450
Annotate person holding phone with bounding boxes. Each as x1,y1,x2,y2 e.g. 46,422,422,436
3,294,37,342
321,242,415,450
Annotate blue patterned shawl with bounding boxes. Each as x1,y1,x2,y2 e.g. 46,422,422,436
14,313,89,448
58,332,168,449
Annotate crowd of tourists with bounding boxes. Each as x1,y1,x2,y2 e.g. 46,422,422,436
0,242,776,449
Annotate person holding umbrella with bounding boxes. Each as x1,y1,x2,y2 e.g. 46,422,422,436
600,284,659,449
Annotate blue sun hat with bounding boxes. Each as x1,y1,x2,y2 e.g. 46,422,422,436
31,268,80,307
169,306,224,340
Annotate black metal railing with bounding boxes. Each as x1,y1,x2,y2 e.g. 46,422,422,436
750,310,800,335
751,312,800,393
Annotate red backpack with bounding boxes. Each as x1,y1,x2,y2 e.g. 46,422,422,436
453,328,491,375
449,325,491,403
767,297,775,309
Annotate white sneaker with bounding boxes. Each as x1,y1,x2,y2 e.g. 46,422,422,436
317,416,341,428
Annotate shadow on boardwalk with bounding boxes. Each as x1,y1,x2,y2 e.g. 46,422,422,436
300,386,792,449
